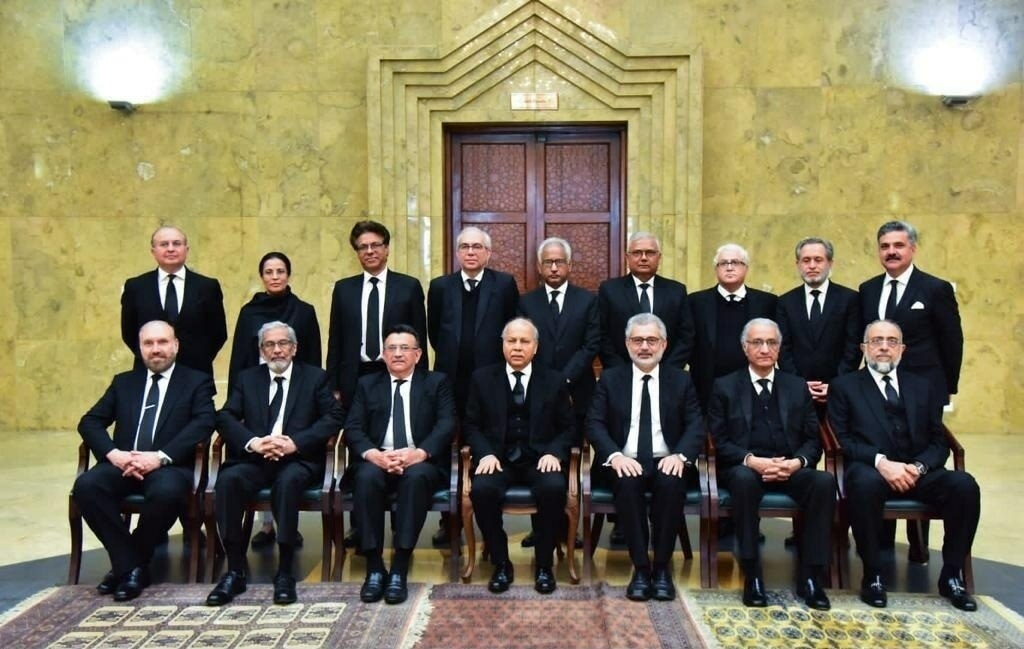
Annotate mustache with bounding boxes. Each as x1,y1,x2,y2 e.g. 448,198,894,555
885,254,901,260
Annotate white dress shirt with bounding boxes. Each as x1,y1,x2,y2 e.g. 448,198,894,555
382,373,415,451
878,265,915,319
804,279,830,317
360,267,388,361
158,266,187,310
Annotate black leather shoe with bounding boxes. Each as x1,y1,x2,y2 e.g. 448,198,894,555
251,528,276,549
939,575,977,611
626,568,653,601
113,567,150,602
797,577,831,610
488,562,514,593
360,570,388,603
273,572,297,605
742,576,767,607
206,570,247,606
860,574,887,608
534,566,556,594
520,531,536,548
97,571,120,596
609,525,627,548
384,572,408,604
651,567,676,601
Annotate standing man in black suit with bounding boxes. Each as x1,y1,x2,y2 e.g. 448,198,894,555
597,232,694,370
689,244,778,412
829,320,979,611
75,320,216,601
428,226,519,416
859,221,963,402
585,313,704,601
465,318,575,594
708,318,835,610
206,322,345,607
776,237,861,409
344,325,456,605
326,220,428,407
121,226,228,378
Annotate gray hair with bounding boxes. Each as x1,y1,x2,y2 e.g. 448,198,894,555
258,321,297,345
150,225,188,247
877,221,918,245
457,226,492,250
740,318,782,347
862,319,903,342
502,317,539,341
794,237,835,261
536,237,572,263
625,312,667,340
713,243,750,267
627,231,660,251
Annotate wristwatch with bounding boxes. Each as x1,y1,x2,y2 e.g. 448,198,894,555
912,461,928,476
159,455,172,467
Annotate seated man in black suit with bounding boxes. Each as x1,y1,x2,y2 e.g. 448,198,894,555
585,313,704,601
75,320,216,601
708,318,835,610
206,321,345,606
344,325,456,605
465,317,574,594
829,320,980,611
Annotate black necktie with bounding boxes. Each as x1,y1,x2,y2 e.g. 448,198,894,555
511,371,526,407
728,294,739,303
136,374,163,451
637,375,653,467
882,375,900,406
466,278,478,292
392,379,408,449
268,376,285,431
164,275,179,323
809,289,822,322
365,277,380,360
549,290,561,319
756,378,771,406
884,279,899,318
638,283,651,313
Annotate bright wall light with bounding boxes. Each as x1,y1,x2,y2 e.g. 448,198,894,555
85,34,176,105
905,39,994,97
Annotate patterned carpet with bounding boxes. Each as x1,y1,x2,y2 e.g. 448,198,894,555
3,583,1023,649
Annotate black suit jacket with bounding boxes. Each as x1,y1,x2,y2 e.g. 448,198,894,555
777,282,861,382
325,270,428,404
828,368,949,471
343,369,456,471
707,368,821,469
464,364,575,464
518,284,599,415
597,274,695,370
585,364,704,466
427,268,519,378
858,268,963,395
78,364,216,467
216,362,345,463
688,286,778,408
121,268,228,377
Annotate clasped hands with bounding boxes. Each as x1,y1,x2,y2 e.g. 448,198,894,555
876,457,921,493
107,449,162,480
250,435,298,461
365,447,429,474
475,454,561,475
746,455,802,482
609,454,686,478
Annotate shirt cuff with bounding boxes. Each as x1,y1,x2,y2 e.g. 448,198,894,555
244,437,260,453
604,451,623,466
157,451,172,465
874,453,886,468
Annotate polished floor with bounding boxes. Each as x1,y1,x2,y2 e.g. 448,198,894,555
2,431,1021,616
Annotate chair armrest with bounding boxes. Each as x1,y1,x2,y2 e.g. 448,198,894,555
191,441,209,495
581,442,593,498
459,445,473,497
820,417,846,498
205,434,226,495
321,435,338,493
567,447,581,501
75,441,90,477
943,424,965,472
704,433,720,513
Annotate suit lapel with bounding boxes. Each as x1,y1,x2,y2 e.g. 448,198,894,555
857,370,894,445
553,287,570,339
896,271,923,317
281,365,300,427
900,373,919,444
474,269,493,333
535,288,559,341
705,291,718,348
776,375,791,435
448,274,463,344
130,371,147,433
380,373,396,445
658,368,675,437
154,370,184,439
739,373,753,431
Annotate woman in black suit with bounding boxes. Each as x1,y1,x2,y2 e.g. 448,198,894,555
227,251,323,548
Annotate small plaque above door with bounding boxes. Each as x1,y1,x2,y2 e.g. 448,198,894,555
511,92,558,110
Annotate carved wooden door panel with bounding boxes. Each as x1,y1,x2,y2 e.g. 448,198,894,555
447,127,623,293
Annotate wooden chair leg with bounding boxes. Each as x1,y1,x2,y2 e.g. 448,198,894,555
185,508,201,583
582,509,594,584
320,508,332,582
332,509,347,582
204,506,220,583
566,506,580,584
461,501,476,582
448,510,462,583
679,516,693,561
68,498,83,585
589,513,605,557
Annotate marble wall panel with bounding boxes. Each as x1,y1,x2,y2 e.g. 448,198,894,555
820,0,888,86
752,0,825,88
0,2,64,91
753,87,823,216
253,0,317,92
819,86,890,214
318,94,369,218
703,88,757,215
190,0,256,92
249,93,321,218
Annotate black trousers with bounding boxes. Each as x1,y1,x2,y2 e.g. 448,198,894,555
73,463,191,576
470,462,567,568
845,463,979,574
721,465,836,572
216,459,320,551
352,461,445,552
605,464,688,569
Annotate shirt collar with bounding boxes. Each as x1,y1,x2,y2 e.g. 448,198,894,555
804,278,830,296
631,274,655,288
866,365,897,385
717,284,747,300
631,363,660,382
150,363,176,381
363,267,389,284
748,366,776,386
506,362,532,378
545,282,568,296
158,266,187,281
886,264,915,284
269,362,294,382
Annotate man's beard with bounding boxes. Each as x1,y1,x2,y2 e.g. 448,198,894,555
867,359,898,374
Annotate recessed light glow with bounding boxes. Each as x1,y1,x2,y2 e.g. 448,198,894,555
906,40,993,97
85,34,176,105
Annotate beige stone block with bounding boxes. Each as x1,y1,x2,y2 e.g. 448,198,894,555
690,0,759,88
0,104,79,220
319,96,370,217
375,0,442,48
753,0,825,88
250,93,321,217
626,0,696,49
880,91,951,213
703,88,757,215
0,343,16,430
191,0,256,91
954,340,1011,434
753,88,823,215
253,0,317,91
0,2,64,91
819,86,890,213
821,0,888,86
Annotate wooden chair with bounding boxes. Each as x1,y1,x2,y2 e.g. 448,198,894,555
581,443,704,584
702,427,844,588
825,420,973,590
333,440,462,582
68,441,209,584
459,446,581,584
203,433,336,582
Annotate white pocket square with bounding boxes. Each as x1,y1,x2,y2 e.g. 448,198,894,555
910,301,925,310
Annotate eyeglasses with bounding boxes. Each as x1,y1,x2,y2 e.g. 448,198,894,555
384,344,419,353
627,336,662,347
355,242,387,253
627,249,659,259
458,243,487,252
865,337,902,348
540,259,568,268
745,339,780,350
716,259,747,268
261,340,295,351
153,240,186,249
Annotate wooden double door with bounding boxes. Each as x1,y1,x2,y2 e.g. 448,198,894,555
445,125,625,293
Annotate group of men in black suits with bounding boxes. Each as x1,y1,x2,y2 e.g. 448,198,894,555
76,218,977,611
